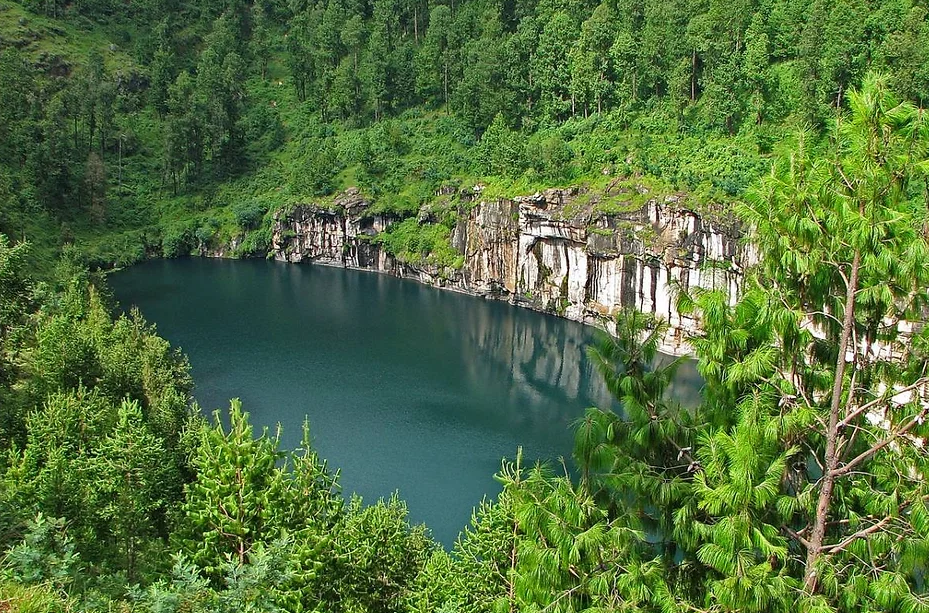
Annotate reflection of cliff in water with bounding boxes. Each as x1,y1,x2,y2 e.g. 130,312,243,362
273,263,612,442
451,295,704,441
658,353,704,409
455,299,610,438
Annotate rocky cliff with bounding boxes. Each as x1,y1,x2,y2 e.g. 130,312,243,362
270,186,747,355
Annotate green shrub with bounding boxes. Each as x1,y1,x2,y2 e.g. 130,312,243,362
291,139,340,197
194,216,220,248
476,113,527,178
161,221,195,258
528,133,574,181
377,218,463,269
3,514,80,590
237,228,271,257
232,202,267,230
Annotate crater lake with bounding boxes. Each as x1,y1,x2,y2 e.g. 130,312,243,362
110,258,701,545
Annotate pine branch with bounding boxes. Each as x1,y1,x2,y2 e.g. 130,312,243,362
508,517,517,613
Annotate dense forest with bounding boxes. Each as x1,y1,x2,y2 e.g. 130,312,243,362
4,0,929,269
2,0,929,610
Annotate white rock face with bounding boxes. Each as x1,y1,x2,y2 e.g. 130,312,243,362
270,188,391,269
270,187,748,356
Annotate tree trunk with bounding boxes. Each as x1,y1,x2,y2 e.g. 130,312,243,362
803,247,861,593
691,49,696,101
508,518,518,613
528,72,533,113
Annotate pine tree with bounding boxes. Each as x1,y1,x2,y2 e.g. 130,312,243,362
85,399,176,581
676,73,929,611
176,399,287,577
568,3,615,116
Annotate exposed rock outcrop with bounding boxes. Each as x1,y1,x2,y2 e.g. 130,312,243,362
270,186,747,355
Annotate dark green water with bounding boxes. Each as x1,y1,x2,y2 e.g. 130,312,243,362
110,258,701,545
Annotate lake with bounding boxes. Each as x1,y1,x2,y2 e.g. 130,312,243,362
110,258,701,545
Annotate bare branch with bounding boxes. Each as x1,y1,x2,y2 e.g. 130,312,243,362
783,524,812,549
802,440,825,472
838,378,929,429
833,407,929,478
806,310,844,328
825,516,894,555
839,424,860,463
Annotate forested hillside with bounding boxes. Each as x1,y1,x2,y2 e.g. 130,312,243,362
3,0,929,610
3,0,929,270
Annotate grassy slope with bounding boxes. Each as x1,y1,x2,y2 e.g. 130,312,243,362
0,0,136,70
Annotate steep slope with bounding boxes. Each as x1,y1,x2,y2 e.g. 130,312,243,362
270,185,746,353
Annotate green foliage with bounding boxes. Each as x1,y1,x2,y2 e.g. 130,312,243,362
0,256,193,591
0,235,35,447
0,235,34,337
506,457,672,612
231,202,266,231
22,278,192,441
135,544,295,613
575,310,692,527
477,114,527,179
291,138,340,197
175,400,290,576
333,494,433,613
161,220,195,258
3,514,80,591
0,579,74,613
84,399,175,581
376,218,463,269
175,402,346,608
664,74,929,612
1,388,186,577
407,478,519,613
3,0,929,608
169,403,436,612
528,133,574,181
